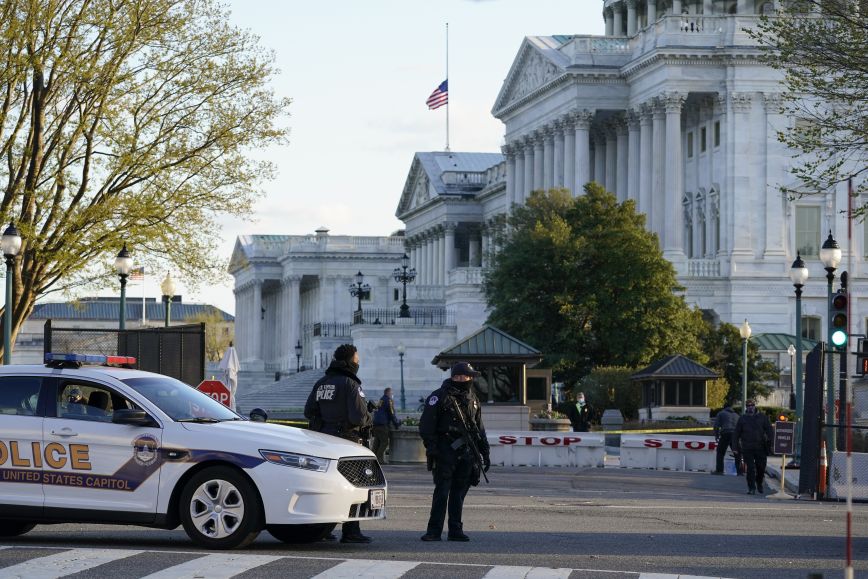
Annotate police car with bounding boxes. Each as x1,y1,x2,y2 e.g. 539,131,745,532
0,354,386,549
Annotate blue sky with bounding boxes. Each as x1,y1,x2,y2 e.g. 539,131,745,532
180,0,605,314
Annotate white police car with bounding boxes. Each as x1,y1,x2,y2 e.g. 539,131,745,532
0,354,386,549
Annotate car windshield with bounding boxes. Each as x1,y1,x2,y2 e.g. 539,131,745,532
122,376,239,421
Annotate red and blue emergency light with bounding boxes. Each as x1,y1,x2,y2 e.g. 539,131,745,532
44,353,137,367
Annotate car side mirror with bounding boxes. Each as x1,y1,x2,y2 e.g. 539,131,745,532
112,408,155,426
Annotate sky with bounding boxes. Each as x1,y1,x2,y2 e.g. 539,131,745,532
160,0,606,315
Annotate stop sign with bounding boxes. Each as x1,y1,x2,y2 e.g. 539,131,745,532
197,379,231,407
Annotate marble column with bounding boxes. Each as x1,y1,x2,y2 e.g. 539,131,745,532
616,117,629,202
523,137,534,201
605,125,617,194
663,92,686,260
564,116,576,194
287,276,300,364
533,132,544,192
480,225,489,269
737,0,749,13
503,144,515,211
652,99,667,238
593,131,606,188
729,92,753,254
469,231,480,267
762,92,786,258
574,111,593,195
543,126,555,190
639,103,653,220
233,287,243,361
703,0,713,13
627,0,638,35
553,121,565,188
444,223,456,278
604,7,614,36
647,0,657,23
613,3,624,35
419,234,428,285
627,110,641,204
514,145,525,206
427,233,436,284
251,280,262,363
437,228,445,286
673,0,683,14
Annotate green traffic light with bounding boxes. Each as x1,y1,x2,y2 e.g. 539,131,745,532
831,329,848,347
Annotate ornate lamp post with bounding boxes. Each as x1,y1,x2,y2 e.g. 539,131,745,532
789,251,809,464
397,343,406,411
160,272,176,327
114,244,133,330
739,319,752,408
1,222,21,365
819,231,841,453
393,254,417,318
295,340,302,373
348,271,370,323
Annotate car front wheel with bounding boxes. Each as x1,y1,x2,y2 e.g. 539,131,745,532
267,523,336,544
0,521,35,537
179,466,262,549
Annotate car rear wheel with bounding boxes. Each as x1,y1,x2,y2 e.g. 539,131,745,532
179,466,262,549
0,521,35,537
267,523,336,544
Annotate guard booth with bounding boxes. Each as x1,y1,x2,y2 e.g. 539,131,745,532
431,325,547,430
630,355,717,423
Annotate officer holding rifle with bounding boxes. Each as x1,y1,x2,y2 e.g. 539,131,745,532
419,362,490,542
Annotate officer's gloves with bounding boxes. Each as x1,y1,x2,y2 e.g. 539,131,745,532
482,454,491,473
426,446,438,472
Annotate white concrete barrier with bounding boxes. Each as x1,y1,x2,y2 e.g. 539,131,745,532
829,451,868,500
486,432,605,467
620,434,717,472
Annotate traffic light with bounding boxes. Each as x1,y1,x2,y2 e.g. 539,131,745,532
858,338,868,376
830,289,848,349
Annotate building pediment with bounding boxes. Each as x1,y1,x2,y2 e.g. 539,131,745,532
396,156,435,218
227,238,251,274
492,37,569,117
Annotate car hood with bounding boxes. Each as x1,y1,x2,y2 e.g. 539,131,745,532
178,421,375,460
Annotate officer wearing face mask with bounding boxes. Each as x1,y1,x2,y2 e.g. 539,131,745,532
566,391,592,432
419,362,490,542
304,343,373,543
734,399,773,495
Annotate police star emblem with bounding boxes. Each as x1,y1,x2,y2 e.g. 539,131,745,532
428,395,438,406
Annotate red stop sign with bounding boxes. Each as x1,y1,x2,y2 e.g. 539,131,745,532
197,380,231,407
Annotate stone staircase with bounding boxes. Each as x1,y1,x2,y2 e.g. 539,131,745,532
234,369,322,417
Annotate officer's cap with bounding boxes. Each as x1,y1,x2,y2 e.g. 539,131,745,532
450,362,480,378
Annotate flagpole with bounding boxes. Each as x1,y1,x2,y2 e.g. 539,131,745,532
142,269,146,326
445,22,450,152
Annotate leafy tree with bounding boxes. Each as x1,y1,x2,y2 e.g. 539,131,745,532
485,184,708,385
0,0,289,358
750,0,867,205
571,366,641,421
700,322,779,403
184,307,233,362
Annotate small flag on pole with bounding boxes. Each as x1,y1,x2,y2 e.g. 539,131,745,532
129,266,144,282
426,80,448,110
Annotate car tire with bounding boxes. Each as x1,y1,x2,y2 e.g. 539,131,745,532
267,523,336,544
179,466,262,549
0,521,35,537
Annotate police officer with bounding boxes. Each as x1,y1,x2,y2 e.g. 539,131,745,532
419,361,490,542
712,401,739,475
304,344,373,544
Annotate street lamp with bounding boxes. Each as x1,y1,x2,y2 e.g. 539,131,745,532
114,243,133,330
294,340,302,373
393,254,417,318
789,251,809,463
348,270,370,323
819,231,841,454
160,271,176,328
739,318,751,408
787,344,796,408
397,343,406,411
1,222,21,365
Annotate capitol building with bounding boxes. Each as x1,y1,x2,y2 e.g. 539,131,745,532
230,0,864,408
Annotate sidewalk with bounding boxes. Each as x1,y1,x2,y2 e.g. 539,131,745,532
765,456,802,497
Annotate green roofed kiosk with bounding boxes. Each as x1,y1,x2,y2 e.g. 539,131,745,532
630,355,718,423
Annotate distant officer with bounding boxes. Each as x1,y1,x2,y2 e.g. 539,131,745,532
419,362,490,542
371,387,401,463
734,399,773,495
304,344,373,544
712,401,739,475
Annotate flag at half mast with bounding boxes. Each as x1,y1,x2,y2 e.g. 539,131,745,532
426,80,448,110
129,266,144,282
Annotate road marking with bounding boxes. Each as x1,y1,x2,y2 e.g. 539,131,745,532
310,559,419,578
483,567,574,578
638,575,727,579
0,548,140,578
139,553,283,579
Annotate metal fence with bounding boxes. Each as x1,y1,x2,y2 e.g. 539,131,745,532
44,320,205,387
352,306,454,327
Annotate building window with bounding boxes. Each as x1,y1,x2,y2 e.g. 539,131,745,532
687,132,694,158
802,316,821,341
700,127,707,153
393,288,400,301
796,206,821,259
714,121,721,148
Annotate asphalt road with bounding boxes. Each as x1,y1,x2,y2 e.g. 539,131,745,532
1,464,865,578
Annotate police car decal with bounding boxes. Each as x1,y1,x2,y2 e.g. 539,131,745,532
428,395,439,406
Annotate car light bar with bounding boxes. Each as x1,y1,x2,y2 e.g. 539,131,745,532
44,353,137,366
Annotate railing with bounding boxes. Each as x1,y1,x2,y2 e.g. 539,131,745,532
410,285,445,301
352,307,454,327
570,35,631,55
448,267,485,285
686,259,721,278
312,322,352,338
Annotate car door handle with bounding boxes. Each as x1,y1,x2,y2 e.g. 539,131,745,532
50,428,78,437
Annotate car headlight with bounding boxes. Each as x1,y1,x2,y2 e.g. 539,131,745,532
259,450,331,472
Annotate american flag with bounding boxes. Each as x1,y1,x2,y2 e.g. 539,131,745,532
129,266,144,281
426,80,448,110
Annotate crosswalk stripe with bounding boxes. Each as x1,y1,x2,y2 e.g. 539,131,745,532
638,574,724,579
310,559,419,578
483,567,575,578
138,553,284,579
0,548,140,579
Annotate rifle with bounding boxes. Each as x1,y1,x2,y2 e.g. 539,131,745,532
447,395,489,484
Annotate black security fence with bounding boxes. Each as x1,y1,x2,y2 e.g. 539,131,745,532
44,320,205,386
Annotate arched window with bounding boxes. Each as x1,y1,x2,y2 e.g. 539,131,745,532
683,193,693,258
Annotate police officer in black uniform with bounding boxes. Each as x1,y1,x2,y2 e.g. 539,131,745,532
419,362,490,542
304,344,373,544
